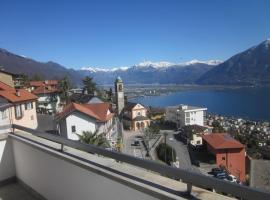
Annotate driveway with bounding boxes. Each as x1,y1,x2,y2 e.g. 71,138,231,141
37,114,58,134
122,130,145,158
160,130,200,172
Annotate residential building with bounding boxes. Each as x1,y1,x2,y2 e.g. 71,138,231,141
32,85,61,114
201,133,246,182
165,104,207,128
29,80,58,92
56,102,116,145
29,80,61,114
123,102,151,131
0,81,38,129
0,69,23,88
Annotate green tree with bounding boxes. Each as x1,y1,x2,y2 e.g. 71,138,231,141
82,76,97,95
20,74,30,87
212,120,224,133
59,76,71,105
77,131,110,148
156,143,176,165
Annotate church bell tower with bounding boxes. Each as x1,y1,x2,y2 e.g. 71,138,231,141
115,76,124,116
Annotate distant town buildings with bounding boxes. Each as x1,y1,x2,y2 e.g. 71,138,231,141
202,133,246,182
123,102,151,131
165,104,207,128
29,80,61,114
56,102,117,146
0,81,38,129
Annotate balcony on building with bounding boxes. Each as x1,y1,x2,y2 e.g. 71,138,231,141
0,125,269,200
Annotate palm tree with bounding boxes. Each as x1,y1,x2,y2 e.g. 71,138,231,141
77,131,110,148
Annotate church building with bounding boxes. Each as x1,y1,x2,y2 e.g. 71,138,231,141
114,77,150,131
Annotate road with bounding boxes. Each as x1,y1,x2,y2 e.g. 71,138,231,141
161,130,200,172
122,130,145,158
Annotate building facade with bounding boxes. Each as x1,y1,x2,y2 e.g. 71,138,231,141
202,133,246,182
123,102,151,131
0,81,38,129
165,104,207,128
30,80,61,114
56,102,117,146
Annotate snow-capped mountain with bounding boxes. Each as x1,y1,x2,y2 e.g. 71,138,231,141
81,59,222,73
79,59,222,84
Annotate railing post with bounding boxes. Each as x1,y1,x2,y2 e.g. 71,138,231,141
60,144,64,152
186,183,192,196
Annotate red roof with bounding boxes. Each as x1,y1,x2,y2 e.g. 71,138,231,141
57,102,114,122
30,80,58,87
0,81,38,103
201,133,244,149
32,85,60,94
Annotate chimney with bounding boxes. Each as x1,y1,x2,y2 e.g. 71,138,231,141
16,90,21,97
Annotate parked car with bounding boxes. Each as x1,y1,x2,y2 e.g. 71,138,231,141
225,175,238,183
131,141,140,146
211,168,226,176
215,173,227,180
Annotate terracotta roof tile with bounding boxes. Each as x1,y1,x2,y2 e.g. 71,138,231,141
202,133,244,150
0,81,38,103
57,102,114,122
32,85,60,94
30,80,58,87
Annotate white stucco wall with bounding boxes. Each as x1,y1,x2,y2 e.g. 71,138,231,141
0,138,16,181
185,110,205,126
12,139,160,200
65,112,97,140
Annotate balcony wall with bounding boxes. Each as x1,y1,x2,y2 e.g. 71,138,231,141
10,136,166,200
0,136,15,182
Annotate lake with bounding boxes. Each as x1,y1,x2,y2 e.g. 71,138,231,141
131,87,270,121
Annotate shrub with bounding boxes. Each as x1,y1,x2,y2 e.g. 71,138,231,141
156,143,176,165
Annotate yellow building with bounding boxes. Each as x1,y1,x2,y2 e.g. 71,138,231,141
123,102,151,131
0,70,14,87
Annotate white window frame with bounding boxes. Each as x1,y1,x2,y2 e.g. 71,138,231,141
15,105,23,119
25,102,33,110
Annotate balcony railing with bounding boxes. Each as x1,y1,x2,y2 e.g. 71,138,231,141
10,124,270,200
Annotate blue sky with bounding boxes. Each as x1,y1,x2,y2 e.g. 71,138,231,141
0,0,270,69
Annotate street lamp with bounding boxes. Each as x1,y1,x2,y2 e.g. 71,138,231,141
176,109,180,130
163,132,168,163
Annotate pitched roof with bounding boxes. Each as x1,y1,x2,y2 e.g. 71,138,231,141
201,133,244,150
125,102,146,111
69,93,103,104
57,102,114,122
30,80,58,87
32,85,60,94
0,81,38,103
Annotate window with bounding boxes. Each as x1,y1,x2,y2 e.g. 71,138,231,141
222,156,226,161
118,84,122,92
25,102,33,110
15,105,23,119
71,126,76,133
1,109,8,119
137,111,141,116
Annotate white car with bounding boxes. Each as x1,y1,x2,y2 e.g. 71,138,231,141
226,175,238,183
